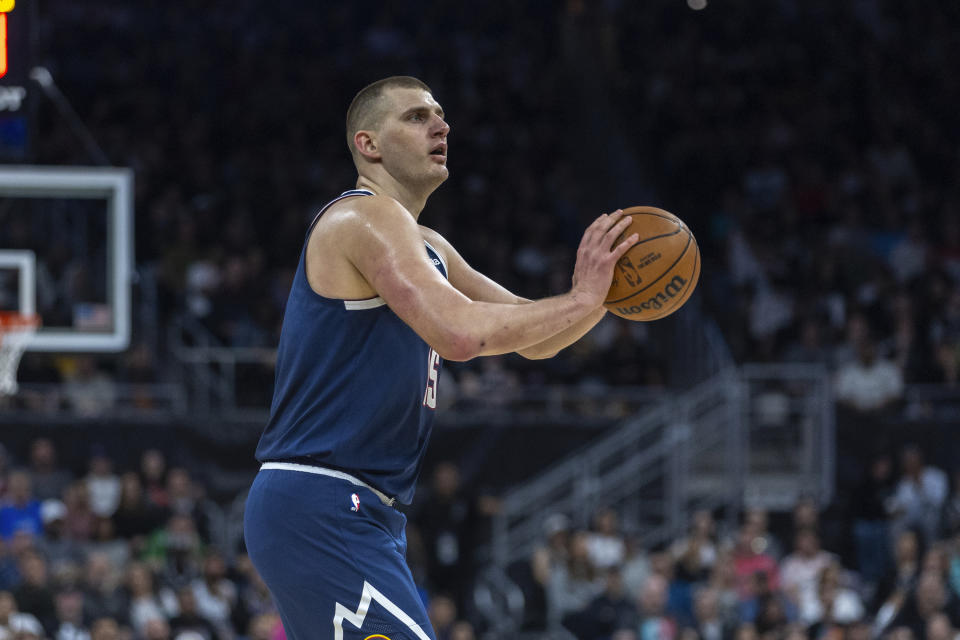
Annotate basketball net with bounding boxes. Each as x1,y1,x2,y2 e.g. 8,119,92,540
0,312,40,396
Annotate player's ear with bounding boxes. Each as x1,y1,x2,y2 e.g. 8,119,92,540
354,130,380,161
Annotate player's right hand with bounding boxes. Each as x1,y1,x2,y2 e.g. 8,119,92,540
571,209,639,307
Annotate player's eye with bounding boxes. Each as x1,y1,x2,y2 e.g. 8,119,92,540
409,113,424,121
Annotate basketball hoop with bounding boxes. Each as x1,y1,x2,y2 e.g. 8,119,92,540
0,312,40,396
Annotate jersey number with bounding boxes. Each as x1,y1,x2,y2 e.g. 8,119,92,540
423,348,441,409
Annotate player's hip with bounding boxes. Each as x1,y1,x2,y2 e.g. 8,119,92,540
244,463,407,550
243,468,430,640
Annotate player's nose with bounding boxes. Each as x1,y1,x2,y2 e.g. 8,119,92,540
431,115,450,137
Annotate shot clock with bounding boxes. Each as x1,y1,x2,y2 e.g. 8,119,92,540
0,0,33,160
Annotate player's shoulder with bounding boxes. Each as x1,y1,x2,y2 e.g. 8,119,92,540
418,225,455,261
417,224,447,248
326,194,410,224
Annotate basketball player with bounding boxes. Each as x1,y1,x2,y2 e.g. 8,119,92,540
243,76,639,640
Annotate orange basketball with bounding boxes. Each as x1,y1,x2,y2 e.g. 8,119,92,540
603,206,700,321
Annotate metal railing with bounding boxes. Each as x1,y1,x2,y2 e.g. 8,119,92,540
167,314,275,414
490,362,835,565
0,381,187,418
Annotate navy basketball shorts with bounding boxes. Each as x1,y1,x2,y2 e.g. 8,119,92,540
244,465,435,640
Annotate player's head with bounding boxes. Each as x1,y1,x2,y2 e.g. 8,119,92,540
346,76,449,189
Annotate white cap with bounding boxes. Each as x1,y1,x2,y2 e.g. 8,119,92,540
41,499,67,524
8,612,44,635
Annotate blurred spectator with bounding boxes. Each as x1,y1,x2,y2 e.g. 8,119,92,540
448,620,475,640
874,530,922,631
791,498,820,534
62,482,95,543
113,472,165,541
427,594,456,640
671,510,718,584
245,613,281,640
587,508,626,572
82,518,131,573
0,540,18,592
412,462,478,610
835,338,905,414
783,317,832,367
549,530,603,624
563,568,639,639
165,469,210,543
0,446,10,503
621,536,652,603
63,357,117,417
730,522,779,603
140,451,169,512
0,472,43,542
37,499,84,574
26,438,74,503
233,557,275,623
0,533,33,593
890,446,949,546
926,612,958,640
124,562,178,636
799,563,864,629
88,617,122,640
853,454,896,587
80,553,127,627
687,585,736,640
707,554,742,627
143,616,172,640
742,508,784,562
941,471,960,541
779,528,835,610
52,588,89,640
84,450,121,519
169,586,219,640
889,222,930,285
738,569,794,629
189,549,237,640
636,573,677,640
752,584,792,637
0,590,44,640
886,571,960,639
516,514,570,632
12,550,56,634
144,515,203,590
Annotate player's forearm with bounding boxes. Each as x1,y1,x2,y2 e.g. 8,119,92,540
437,291,598,361
517,307,607,359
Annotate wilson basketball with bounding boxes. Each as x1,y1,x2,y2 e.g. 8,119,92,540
604,206,700,321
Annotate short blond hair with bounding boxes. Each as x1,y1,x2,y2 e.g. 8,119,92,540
345,76,433,154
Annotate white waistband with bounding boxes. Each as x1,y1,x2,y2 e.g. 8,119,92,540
259,462,396,507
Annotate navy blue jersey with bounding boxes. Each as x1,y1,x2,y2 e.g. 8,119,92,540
255,190,447,504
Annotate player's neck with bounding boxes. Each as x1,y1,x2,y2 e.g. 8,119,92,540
355,176,429,219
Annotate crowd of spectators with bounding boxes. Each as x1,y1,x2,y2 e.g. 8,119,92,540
5,436,960,640
0,438,282,640
0,438,493,640
489,440,960,640
2,0,956,408
3,0,960,635
601,0,960,389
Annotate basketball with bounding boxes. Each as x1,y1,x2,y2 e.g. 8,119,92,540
604,206,701,321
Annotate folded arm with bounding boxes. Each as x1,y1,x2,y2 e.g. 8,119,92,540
421,228,607,359
339,196,634,361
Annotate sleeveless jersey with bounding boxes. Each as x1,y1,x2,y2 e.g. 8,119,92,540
255,189,447,504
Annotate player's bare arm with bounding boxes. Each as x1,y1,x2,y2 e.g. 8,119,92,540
325,196,637,361
418,226,608,360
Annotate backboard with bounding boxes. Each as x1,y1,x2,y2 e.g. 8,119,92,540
0,165,133,351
